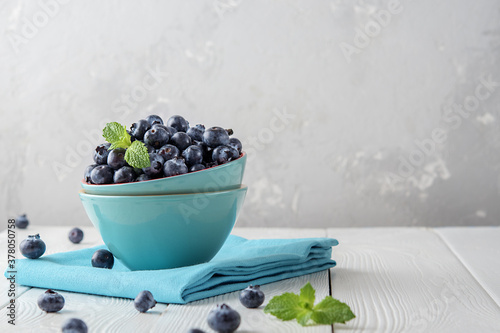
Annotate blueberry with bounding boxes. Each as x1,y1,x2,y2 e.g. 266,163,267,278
20,234,46,259
205,161,218,168
37,289,65,313
136,174,151,182
212,146,239,165
145,144,156,153
189,164,206,172
146,114,164,126
228,138,242,155
142,153,165,177
127,130,136,142
84,164,97,183
68,227,84,244
107,148,128,169
167,115,189,132
203,127,230,148
157,144,180,161
239,285,265,308
62,318,88,333
130,119,151,140
170,132,192,151
91,249,114,269
144,127,170,149
90,165,114,184
134,290,157,313
163,158,188,177
187,329,206,333
182,145,204,167
133,167,144,176
153,124,177,137
93,143,111,165
114,166,136,183
207,304,241,333
16,214,29,229
186,124,205,142
192,140,210,161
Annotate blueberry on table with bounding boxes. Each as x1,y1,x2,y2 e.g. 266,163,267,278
62,318,88,333
107,148,128,169
93,143,111,165
90,165,114,184
207,304,241,333
144,127,170,149
84,164,97,183
130,119,151,140
15,214,29,229
163,158,188,177
37,289,65,313
182,145,204,167
157,144,180,161
239,285,265,308
187,329,206,333
170,132,192,151
91,249,114,269
167,115,189,132
113,166,136,183
186,124,205,142
228,138,242,154
203,127,230,148
20,234,46,259
212,146,239,165
146,114,164,126
68,227,84,244
134,290,157,313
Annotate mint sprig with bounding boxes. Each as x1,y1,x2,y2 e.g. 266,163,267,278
102,122,150,168
264,282,355,326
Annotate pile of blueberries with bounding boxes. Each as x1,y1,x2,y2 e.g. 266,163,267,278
85,115,243,184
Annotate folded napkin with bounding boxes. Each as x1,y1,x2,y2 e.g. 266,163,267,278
7,235,338,304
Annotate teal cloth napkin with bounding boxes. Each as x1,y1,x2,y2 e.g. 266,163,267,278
7,235,338,304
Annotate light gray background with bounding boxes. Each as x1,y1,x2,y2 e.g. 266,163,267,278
1,0,499,230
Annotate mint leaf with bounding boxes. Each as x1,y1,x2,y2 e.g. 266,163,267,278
103,122,131,149
311,296,355,324
264,282,356,327
263,293,303,321
124,141,150,169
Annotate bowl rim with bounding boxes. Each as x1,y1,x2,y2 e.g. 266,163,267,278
79,184,248,199
81,152,246,187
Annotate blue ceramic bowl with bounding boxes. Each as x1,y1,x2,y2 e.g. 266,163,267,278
79,186,247,271
81,153,246,196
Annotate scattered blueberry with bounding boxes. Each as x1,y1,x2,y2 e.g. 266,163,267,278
107,148,128,169
62,318,88,333
37,289,65,313
93,143,111,165
146,114,163,126
16,214,29,229
186,124,205,142
187,329,206,333
144,127,170,149
157,144,180,161
228,138,242,154
212,146,239,165
130,119,151,140
91,249,114,269
203,127,230,148
239,285,265,308
84,164,97,183
136,174,151,182
68,227,84,244
207,304,241,333
182,145,204,167
90,165,114,184
170,132,192,151
167,115,189,132
163,158,188,177
113,166,136,183
189,164,206,172
134,290,157,313
20,234,46,259
142,153,165,177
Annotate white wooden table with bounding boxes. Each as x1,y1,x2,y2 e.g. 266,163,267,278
1,226,499,332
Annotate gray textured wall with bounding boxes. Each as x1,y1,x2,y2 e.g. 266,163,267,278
1,0,500,229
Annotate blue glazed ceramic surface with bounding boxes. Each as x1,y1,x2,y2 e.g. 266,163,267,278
81,153,246,196
79,186,248,270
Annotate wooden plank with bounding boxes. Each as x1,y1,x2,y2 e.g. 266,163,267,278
327,228,500,333
435,227,500,307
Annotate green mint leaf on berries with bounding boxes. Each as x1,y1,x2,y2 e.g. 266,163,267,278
103,122,131,150
264,282,355,326
125,140,150,168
